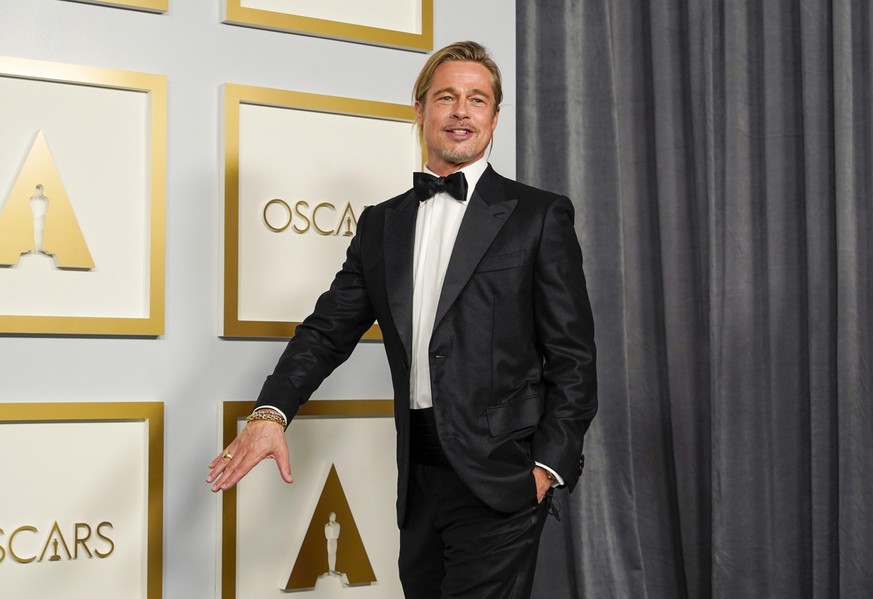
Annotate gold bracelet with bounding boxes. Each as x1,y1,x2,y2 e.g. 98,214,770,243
246,410,287,428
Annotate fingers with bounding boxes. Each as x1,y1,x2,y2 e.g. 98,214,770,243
205,444,240,490
211,450,262,492
273,440,294,484
206,420,292,492
205,447,233,480
532,466,552,504
207,448,235,470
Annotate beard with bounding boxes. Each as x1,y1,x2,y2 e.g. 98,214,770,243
433,130,493,166
437,143,478,163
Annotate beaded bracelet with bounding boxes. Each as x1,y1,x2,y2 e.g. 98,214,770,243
246,410,287,429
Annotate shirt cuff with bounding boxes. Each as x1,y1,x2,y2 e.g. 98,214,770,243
535,462,565,487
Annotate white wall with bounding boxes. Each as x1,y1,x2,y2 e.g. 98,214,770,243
0,1,515,597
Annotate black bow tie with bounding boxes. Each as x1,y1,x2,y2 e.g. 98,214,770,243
413,171,468,203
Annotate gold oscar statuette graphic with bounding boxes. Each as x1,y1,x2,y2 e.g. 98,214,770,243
0,130,95,270
284,463,377,591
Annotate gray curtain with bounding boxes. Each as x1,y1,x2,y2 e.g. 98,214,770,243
518,1,872,597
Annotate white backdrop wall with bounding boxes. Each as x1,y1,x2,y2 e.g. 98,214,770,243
0,2,515,597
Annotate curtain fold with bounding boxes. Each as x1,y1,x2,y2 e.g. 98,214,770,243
518,1,871,597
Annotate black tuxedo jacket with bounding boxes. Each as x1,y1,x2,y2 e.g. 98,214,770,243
256,165,597,524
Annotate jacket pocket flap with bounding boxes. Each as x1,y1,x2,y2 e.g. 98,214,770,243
486,396,543,436
475,250,525,273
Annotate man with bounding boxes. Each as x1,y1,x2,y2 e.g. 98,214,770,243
207,40,597,599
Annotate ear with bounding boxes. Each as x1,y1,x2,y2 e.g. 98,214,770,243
414,101,424,124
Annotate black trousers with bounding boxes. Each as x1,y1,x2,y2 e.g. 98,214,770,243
399,461,550,599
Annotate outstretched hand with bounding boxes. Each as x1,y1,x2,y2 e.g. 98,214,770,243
206,420,293,492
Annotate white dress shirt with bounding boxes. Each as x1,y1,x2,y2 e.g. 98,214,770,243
410,159,487,409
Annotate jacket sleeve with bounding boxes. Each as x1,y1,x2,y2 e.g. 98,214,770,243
255,207,376,420
530,196,598,491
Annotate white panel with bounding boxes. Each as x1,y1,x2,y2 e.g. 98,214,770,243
242,0,421,34
235,416,401,598
237,103,418,322
0,421,148,599
0,76,150,318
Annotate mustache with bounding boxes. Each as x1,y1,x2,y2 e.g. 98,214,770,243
441,123,476,131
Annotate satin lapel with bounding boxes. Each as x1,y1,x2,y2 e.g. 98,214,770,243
433,191,517,331
384,191,419,362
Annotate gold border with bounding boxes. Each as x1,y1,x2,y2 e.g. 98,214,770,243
222,83,423,339
223,0,432,52
64,0,168,13
220,399,393,599
0,402,164,599
0,57,167,337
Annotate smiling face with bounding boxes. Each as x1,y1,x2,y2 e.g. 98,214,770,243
414,60,500,176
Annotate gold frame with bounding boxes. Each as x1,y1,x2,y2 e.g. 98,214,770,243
64,0,168,13
222,83,421,339
220,399,394,599
0,57,167,336
223,0,432,51
0,402,164,599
